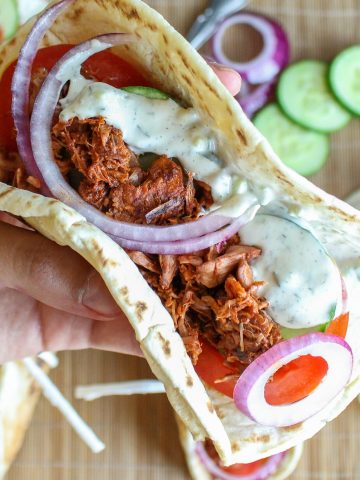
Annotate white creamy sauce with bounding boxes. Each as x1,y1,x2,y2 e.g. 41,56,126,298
61,75,93,107
17,0,48,24
240,214,342,329
60,80,243,203
219,192,259,218
58,77,346,331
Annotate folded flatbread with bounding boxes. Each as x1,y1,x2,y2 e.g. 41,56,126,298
176,417,303,480
1,0,360,465
0,361,49,479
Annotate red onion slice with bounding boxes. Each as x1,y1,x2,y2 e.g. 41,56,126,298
109,204,260,254
212,12,289,84
233,333,353,427
237,80,276,118
330,273,347,321
29,32,131,198
195,442,285,480
29,36,256,243
11,0,74,195
341,275,348,313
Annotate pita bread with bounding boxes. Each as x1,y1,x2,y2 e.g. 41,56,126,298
1,0,360,465
0,360,49,479
176,417,303,480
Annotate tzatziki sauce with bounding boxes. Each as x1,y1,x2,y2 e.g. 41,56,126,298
60,80,242,203
17,0,48,23
239,214,342,329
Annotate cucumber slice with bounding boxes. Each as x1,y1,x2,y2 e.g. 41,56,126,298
0,0,19,41
329,45,360,116
280,304,336,339
277,60,351,133
280,325,323,340
253,103,329,176
122,86,169,100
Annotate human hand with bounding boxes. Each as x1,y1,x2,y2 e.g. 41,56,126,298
0,65,241,364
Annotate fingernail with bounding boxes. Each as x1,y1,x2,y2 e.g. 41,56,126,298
82,271,120,318
213,62,236,73
213,67,242,96
204,56,234,73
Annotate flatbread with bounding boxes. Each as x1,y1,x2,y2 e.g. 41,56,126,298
0,361,49,479
176,417,303,480
0,183,233,462
1,0,360,465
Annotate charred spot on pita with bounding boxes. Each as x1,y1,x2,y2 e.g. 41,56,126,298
91,238,103,255
181,73,192,86
231,441,240,452
120,286,129,296
236,128,247,145
186,375,194,387
204,80,218,97
103,258,118,269
157,332,171,356
207,401,214,413
0,190,11,200
147,23,157,32
68,7,84,20
122,7,140,21
135,301,147,320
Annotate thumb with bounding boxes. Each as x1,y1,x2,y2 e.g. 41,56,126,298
0,221,121,320
207,60,242,96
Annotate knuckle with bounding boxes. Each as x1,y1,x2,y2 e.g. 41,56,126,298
12,233,54,286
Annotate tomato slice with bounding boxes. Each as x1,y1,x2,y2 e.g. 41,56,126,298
326,312,349,338
264,354,328,406
194,340,238,398
0,45,72,151
196,337,333,407
265,314,348,406
223,458,267,476
0,44,149,151
0,61,18,151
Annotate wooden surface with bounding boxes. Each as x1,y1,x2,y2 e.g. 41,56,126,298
7,1,360,479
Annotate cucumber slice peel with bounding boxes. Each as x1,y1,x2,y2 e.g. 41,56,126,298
253,103,329,176
122,86,169,100
329,45,360,116
277,60,351,133
0,0,19,41
281,303,337,339
280,325,323,340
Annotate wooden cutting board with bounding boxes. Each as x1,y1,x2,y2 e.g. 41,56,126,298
7,1,360,478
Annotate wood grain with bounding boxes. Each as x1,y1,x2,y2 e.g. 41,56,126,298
7,1,360,478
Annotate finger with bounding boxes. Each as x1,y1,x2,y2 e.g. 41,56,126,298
210,63,242,96
0,222,120,320
39,304,142,356
0,288,142,363
0,211,32,229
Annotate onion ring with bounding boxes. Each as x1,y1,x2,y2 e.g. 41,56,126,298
233,333,353,427
29,33,256,243
11,0,74,195
195,441,285,480
212,12,289,84
238,79,276,118
109,204,260,254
